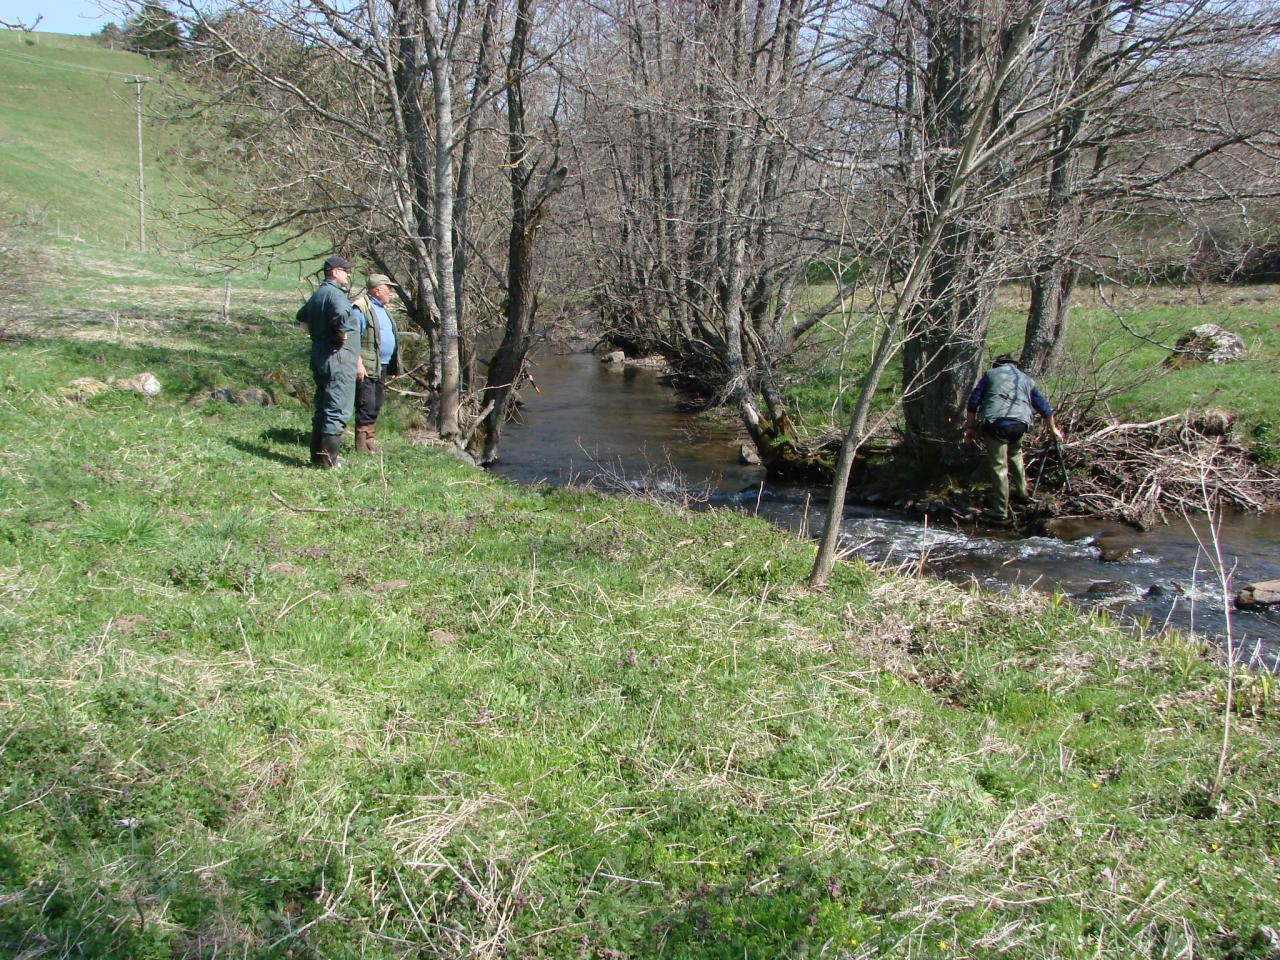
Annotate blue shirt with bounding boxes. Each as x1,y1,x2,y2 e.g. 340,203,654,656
356,299,397,367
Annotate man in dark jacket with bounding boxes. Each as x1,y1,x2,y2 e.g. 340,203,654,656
349,273,401,455
296,255,358,468
964,354,1064,522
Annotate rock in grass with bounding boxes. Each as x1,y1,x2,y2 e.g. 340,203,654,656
208,386,276,406
239,387,274,405
1167,323,1245,366
59,376,109,401
1252,925,1280,960
113,371,162,397
1235,579,1280,611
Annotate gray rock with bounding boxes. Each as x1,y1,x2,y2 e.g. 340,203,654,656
113,372,162,397
239,387,276,406
739,443,762,466
445,445,478,468
1253,925,1280,960
1082,580,1129,597
1096,539,1136,563
1170,323,1246,365
627,354,670,370
209,387,276,406
1235,579,1280,611
603,350,626,364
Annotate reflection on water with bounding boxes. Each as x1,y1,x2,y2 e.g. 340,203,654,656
489,353,764,493
490,351,1280,664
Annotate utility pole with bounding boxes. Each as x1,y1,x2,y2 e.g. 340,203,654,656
124,76,150,253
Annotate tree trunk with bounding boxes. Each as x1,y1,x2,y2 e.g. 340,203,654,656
1019,0,1107,376
478,0,563,465
452,0,499,356
424,0,460,440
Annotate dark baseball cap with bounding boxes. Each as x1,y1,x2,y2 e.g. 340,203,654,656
323,255,354,271
993,353,1016,366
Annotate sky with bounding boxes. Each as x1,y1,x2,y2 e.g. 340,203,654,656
4,0,114,34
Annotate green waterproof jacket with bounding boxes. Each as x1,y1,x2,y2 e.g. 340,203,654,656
297,279,357,350
350,291,400,378
978,364,1035,426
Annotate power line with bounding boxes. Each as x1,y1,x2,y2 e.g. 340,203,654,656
0,46,148,81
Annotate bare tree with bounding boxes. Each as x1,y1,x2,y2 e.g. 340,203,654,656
568,0,861,477
164,0,568,452
810,0,1280,586
472,0,567,463
1,14,43,30
1018,3,1280,375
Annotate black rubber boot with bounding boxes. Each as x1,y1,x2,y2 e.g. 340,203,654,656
309,426,324,466
318,432,344,470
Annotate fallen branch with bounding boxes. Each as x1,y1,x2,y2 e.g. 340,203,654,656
1065,414,1181,448
459,400,497,449
1041,417,1277,527
270,490,331,513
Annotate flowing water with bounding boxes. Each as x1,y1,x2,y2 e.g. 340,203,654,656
489,352,1280,664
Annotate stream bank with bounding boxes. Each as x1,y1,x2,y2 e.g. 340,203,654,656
488,351,1280,660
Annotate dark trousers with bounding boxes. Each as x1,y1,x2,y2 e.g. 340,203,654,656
356,375,385,427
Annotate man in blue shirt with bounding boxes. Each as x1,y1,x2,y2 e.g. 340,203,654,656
350,274,401,455
964,354,1064,523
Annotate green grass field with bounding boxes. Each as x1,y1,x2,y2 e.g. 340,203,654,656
0,32,166,247
1,31,1279,959
2,296,1278,959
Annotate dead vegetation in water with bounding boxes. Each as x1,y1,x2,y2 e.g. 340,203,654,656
1048,414,1278,528
568,443,713,508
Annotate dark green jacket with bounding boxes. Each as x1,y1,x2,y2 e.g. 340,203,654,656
978,364,1035,426
297,279,357,350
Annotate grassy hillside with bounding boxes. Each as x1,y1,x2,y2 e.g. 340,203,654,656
0,31,171,247
1,282,1278,959
0,31,319,326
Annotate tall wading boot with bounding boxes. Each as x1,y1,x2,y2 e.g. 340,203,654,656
363,423,381,454
318,432,344,470
309,426,324,466
355,425,372,454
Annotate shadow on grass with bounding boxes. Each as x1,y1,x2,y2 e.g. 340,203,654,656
263,426,308,448
226,437,306,468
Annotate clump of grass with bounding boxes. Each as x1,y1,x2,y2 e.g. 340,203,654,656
76,504,165,547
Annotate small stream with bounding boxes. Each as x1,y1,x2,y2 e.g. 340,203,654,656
489,352,1280,664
